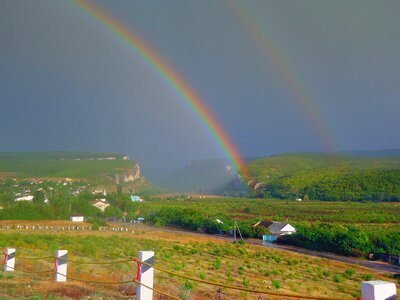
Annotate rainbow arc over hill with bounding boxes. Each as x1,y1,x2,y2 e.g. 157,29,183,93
228,1,339,152
74,0,248,177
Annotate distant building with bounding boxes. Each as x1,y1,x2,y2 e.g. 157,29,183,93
137,217,145,222
91,199,110,212
296,198,302,202
15,195,34,202
252,220,296,242
130,195,143,202
70,216,85,222
93,188,107,196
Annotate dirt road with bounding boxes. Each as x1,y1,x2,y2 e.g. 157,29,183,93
130,223,400,274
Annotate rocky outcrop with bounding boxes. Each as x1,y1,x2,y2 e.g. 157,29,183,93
116,164,141,183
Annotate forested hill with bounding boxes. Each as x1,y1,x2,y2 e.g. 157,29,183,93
0,152,142,187
246,153,400,201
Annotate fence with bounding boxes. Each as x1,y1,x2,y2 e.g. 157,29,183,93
2,247,397,300
0,224,132,232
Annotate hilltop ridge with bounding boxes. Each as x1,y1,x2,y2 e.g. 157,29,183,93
0,152,153,191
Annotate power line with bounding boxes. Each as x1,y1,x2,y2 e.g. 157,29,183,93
66,258,133,265
134,279,182,300
138,260,343,300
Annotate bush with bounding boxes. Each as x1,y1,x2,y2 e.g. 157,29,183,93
272,279,282,289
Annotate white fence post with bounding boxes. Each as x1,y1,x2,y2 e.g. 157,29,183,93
54,250,68,282
362,280,397,300
136,251,154,300
4,248,16,272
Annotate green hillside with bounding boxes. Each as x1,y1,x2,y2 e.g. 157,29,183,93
0,152,136,185
246,153,400,201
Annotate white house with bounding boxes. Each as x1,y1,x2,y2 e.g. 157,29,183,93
252,220,296,242
70,216,85,222
267,222,296,235
91,199,110,212
14,195,34,202
130,195,143,202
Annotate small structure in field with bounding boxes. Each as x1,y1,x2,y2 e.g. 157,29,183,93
252,220,296,242
91,199,110,212
130,195,143,202
296,198,302,202
14,195,34,202
70,216,85,222
92,188,107,196
137,217,145,223
362,280,397,300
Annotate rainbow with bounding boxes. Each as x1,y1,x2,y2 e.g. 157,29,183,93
73,0,248,177
228,1,339,152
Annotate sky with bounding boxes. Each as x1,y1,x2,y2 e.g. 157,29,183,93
1,0,399,172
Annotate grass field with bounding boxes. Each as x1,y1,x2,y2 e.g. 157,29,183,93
0,224,398,299
139,197,400,223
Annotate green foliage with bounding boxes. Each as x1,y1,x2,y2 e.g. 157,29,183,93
362,273,373,281
212,258,222,270
247,153,400,202
279,222,400,257
333,274,345,283
344,269,355,278
272,279,282,289
198,271,206,280
182,280,194,291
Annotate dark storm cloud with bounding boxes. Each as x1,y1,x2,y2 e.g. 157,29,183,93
1,0,399,169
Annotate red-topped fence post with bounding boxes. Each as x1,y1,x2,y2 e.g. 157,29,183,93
4,248,15,272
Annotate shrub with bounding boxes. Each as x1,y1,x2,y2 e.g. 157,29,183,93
183,280,194,291
362,273,373,281
344,269,355,278
272,279,282,289
333,274,345,283
212,258,222,270
242,277,250,288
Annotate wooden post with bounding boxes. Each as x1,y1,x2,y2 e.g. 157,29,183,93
362,280,397,300
136,251,154,300
54,250,68,282
4,248,16,272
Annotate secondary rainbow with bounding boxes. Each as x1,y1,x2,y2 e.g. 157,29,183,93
74,0,248,177
228,1,339,152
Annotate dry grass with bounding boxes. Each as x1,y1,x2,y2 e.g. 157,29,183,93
0,224,398,299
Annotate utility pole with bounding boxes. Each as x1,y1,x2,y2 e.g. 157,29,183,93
233,220,236,242
233,220,243,243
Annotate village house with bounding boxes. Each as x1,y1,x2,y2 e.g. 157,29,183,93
252,220,296,242
14,195,34,202
92,188,107,196
130,195,143,202
70,216,85,222
91,199,110,212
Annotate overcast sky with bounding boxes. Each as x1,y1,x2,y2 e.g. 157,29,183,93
1,0,399,169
